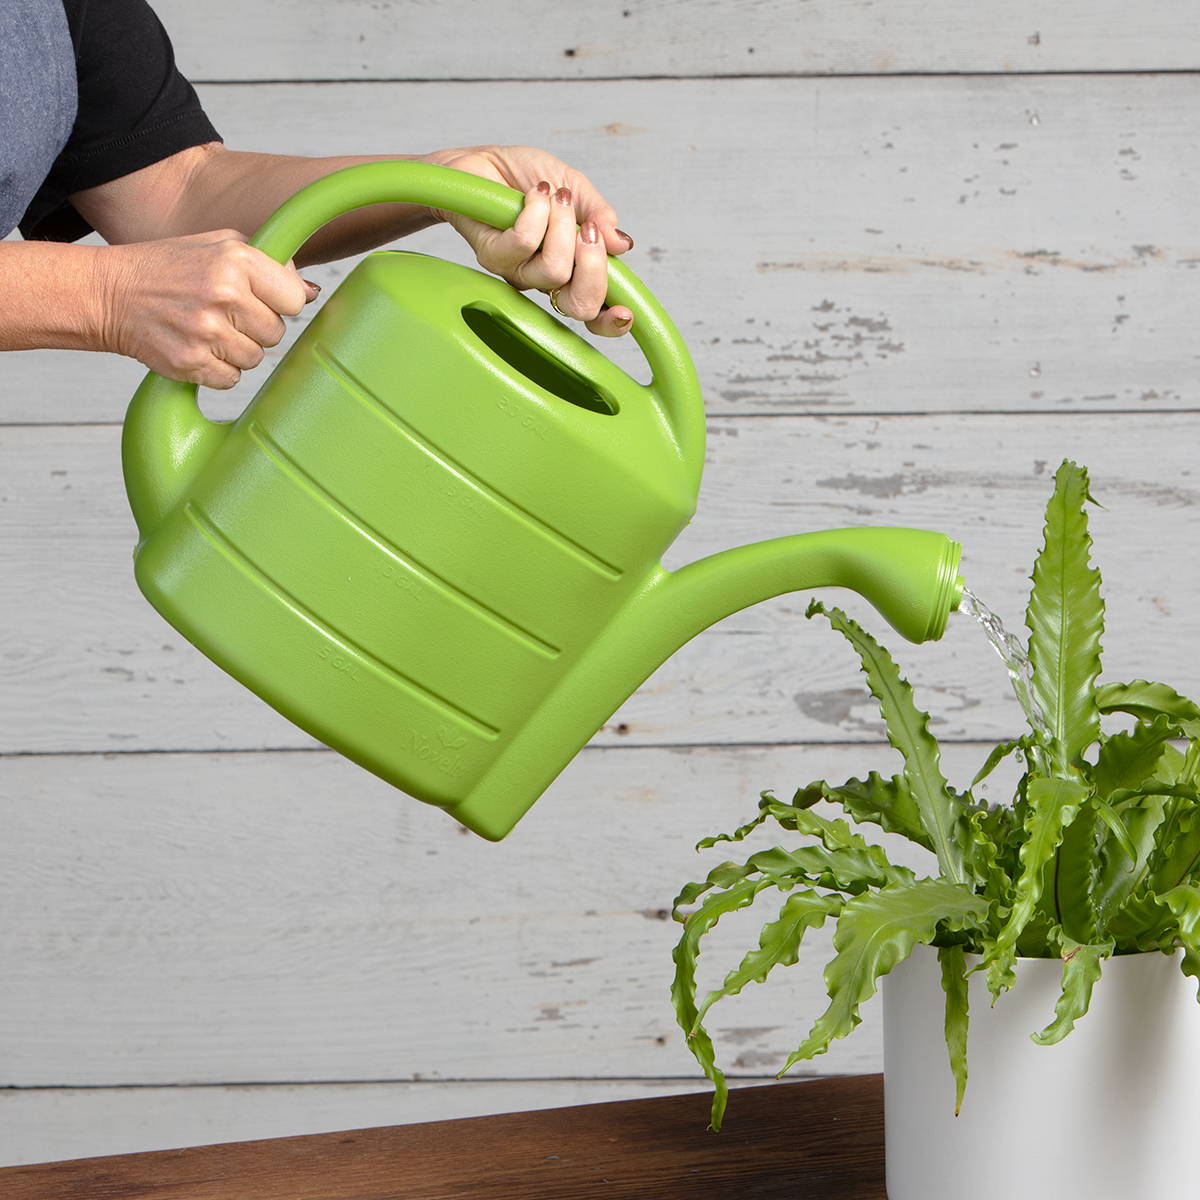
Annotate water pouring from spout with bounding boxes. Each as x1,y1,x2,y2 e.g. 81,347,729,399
958,586,1053,744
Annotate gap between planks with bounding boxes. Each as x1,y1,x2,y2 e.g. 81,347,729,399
6,408,1200,431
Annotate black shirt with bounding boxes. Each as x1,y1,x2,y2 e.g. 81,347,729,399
18,0,222,242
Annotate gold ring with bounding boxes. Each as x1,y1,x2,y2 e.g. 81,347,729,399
548,287,569,317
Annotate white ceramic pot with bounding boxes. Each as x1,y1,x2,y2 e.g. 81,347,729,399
882,943,1200,1200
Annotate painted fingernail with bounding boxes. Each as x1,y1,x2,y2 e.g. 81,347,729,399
615,228,634,248
580,221,600,245
536,180,552,196
613,313,632,327
302,279,321,296
554,186,573,206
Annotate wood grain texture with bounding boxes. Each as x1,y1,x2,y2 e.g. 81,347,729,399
0,744,960,1087
0,1074,886,1199
4,74,1198,424
154,0,1199,79
2,414,1196,753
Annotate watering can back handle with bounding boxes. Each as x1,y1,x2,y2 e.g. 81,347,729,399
122,162,705,535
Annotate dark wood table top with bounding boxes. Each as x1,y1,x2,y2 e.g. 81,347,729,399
0,1073,885,1199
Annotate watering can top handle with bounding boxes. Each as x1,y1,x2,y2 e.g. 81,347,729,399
249,161,703,453
123,161,706,535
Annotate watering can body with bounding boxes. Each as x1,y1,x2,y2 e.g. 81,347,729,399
123,162,962,840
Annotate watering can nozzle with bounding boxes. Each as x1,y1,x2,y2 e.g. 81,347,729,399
921,556,966,642
654,525,965,647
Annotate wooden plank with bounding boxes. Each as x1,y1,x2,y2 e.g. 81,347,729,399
0,1076,886,1199
0,744,972,1087
2,413,1197,753
154,0,1199,79
5,74,1198,424
0,1078,724,1168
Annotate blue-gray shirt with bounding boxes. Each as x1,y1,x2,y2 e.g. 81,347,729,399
3,0,221,243
0,0,77,239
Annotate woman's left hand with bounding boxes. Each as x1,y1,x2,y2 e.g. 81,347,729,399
422,145,636,337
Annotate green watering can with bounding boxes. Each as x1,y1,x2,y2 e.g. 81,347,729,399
122,161,963,840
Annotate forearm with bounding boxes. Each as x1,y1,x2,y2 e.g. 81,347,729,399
0,241,108,352
169,147,477,267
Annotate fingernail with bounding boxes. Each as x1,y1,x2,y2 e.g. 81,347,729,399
554,186,573,206
615,228,634,248
536,180,552,196
303,279,321,296
580,221,599,245
614,313,632,327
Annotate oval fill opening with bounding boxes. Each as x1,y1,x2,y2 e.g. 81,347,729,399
462,304,617,415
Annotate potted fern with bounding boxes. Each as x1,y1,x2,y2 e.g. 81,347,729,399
671,461,1200,1200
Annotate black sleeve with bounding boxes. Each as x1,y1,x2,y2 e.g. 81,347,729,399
18,0,223,243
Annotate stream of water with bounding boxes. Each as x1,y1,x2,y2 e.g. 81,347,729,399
958,586,1053,742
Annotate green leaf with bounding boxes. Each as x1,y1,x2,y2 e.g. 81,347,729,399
1012,911,1057,959
976,799,1020,857
1025,461,1104,774
693,889,844,1031
1097,680,1200,741
695,812,772,850
806,601,969,884
670,875,790,1130
1093,792,1172,931
938,944,970,1114
694,789,817,849
777,878,989,1072
1092,716,1179,800
1154,745,1195,788
793,774,934,853
742,841,915,896
1105,887,1178,951
672,859,761,919
971,738,1032,789
1049,803,1100,944
966,806,1010,906
1031,930,1115,1044
1091,795,1138,865
674,816,917,931
1179,744,1200,789
1159,884,1200,995
1148,802,1200,895
747,803,907,862
985,776,1088,997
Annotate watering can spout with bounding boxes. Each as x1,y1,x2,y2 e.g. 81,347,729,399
447,526,962,840
658,526,964,650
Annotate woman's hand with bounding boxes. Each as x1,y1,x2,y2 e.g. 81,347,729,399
422,145,636,338
97,230,321,389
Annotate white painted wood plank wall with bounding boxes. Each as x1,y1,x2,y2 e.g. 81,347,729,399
2,0,1197,1168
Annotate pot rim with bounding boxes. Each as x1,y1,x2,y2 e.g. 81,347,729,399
908,941,1180,964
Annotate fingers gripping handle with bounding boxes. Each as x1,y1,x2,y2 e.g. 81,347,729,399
123,161,704,537
250,161,703,463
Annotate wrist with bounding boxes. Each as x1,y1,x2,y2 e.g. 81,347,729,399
85,244,126,355
0,241,122,354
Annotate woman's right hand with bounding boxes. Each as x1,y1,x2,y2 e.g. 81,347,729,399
98,230,321,389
